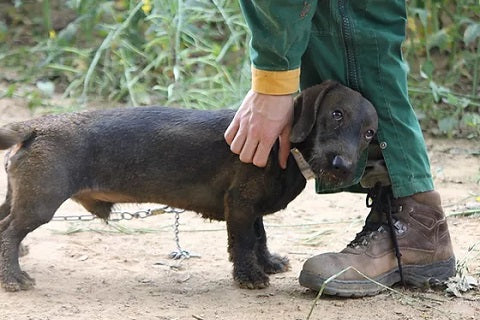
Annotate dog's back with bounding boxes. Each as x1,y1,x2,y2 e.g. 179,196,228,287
1,107,249,217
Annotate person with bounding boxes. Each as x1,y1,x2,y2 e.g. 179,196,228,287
224,1,456,296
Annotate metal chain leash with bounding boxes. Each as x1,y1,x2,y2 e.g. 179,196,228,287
52,205,194,259
168,209,193,260
51,208,161,222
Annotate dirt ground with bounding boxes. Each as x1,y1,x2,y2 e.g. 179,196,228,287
0,98,479,320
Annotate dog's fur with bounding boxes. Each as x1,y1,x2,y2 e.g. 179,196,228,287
0,80,378,291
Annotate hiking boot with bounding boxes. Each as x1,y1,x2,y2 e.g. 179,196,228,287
299,186,456,297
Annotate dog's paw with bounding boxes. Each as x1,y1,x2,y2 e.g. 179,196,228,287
236,276,270,290
234,267,270,289
1,270,35,292
261,254,290,274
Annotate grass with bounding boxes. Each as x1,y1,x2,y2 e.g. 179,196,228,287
306,259,479,320
0,0,479,137
305,266,449,320
404,0,480,138
1,0,250,110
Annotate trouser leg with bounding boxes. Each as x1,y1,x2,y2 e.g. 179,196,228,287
301,0,433,197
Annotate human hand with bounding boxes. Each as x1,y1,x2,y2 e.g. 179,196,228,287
224,90,294,169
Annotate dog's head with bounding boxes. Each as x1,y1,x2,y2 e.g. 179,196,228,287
290,80,378,188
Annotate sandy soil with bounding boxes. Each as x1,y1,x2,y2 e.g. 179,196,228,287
0,97,479,320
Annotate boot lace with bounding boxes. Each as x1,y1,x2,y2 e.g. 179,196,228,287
347,183,406,287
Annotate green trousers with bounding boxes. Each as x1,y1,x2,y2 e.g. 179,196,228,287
300,0,434,198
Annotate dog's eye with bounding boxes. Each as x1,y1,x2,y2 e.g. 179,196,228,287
365,129,375,139
332,110,343,121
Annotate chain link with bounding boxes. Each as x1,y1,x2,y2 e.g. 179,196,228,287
51,206,177,222
51,205,194,260
169,209,192,260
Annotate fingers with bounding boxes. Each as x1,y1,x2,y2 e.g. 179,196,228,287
232,128,274,167
253,139,274,167
239,135,259,164
229,125,274,167
278,127,292,169
224,117,240,146
229,126,247,155
224,90,294,169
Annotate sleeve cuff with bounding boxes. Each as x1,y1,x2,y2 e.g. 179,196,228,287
251,66,300,95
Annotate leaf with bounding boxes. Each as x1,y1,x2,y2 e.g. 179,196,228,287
410,8,428,28
427,29,451,51
57,23,79,45
447,93,471,109
133,86,152,105
421,60,435,80
429,80,449,103
407,18,417,33
446,274,479,297
429,81,440,101
3,84,17,98
0,20,7,42
438,116,457,135
464,23,480,46
462,112,480,128
36,81,55,97
429,81,452,104
446,93,470,108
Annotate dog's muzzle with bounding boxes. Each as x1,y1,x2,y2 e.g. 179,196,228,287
290,148,315,180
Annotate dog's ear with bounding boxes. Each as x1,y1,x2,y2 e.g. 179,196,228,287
290,80,339,143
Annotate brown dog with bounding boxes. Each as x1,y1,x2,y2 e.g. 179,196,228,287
0,80,378,291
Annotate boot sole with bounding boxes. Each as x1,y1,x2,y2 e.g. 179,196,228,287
299,257,456,297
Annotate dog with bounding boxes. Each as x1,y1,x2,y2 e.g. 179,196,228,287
0,80,378,291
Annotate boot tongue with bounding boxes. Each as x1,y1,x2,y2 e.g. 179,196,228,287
345,184,402,250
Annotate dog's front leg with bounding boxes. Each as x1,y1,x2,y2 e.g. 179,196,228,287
225,195,269,289
253,217,290,274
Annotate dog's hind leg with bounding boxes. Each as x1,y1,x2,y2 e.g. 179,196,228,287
0,181,28,257
0,178,68,291
253,217,290,274
0,202,10,221
0,181,12,221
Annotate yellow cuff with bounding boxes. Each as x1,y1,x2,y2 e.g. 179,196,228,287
251,66,300,95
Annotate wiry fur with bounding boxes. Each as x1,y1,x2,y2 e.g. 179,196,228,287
0,80,377,291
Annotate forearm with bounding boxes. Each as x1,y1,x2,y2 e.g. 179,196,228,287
239,0,318,94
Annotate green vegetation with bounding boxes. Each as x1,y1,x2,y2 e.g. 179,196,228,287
0,0,250,109
405,0,480,138
0,0,479,137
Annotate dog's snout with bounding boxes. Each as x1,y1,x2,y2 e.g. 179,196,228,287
332,155,353,173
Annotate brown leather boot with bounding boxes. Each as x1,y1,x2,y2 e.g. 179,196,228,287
299,186,456,297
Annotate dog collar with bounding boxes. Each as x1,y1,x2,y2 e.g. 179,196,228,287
290,148,315,180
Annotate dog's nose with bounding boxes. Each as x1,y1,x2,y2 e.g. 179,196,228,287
332,155,353,174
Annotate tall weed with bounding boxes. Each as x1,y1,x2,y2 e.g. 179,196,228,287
0,0,479,137
1,0,250,109
405,0,480,137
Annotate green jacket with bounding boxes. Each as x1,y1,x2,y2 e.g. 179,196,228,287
240,0,318,95
240,0,435,198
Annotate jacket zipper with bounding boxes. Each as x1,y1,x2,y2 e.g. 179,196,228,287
338,0,360,91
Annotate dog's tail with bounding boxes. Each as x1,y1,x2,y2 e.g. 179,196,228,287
0,125,32,150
